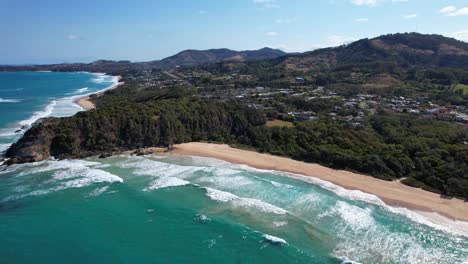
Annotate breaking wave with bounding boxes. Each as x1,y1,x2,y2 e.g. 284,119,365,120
0,98,20,103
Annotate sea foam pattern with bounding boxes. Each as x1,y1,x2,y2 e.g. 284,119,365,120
110,154,468,263
0,154,466,263
0,159,123,202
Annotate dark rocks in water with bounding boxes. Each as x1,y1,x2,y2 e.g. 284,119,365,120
167,145,176,151
14,130,21,133
98,153,112,159
133,148,167,156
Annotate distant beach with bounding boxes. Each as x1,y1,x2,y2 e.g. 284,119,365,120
74,75,123,110
174,142,468,223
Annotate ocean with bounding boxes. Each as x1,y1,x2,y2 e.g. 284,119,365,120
0,72,467,264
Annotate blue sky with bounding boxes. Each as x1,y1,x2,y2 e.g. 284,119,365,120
1,0,467,64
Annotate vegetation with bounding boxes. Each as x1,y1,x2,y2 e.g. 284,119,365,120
5,33,468,199
265,120,295,128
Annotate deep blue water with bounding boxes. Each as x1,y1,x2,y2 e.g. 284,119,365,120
0,71,117,152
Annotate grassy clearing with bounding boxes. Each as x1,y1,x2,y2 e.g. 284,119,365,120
266,119,295,128
452,84,468,96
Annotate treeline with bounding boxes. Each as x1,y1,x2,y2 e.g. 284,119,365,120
8,91,266,160
239,115,468,198
8,84,468,198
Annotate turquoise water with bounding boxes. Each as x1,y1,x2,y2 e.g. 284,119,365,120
0,71,118,151
0,73,467,264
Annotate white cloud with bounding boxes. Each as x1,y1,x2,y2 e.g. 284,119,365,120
276,17,297,24
198,10,207,15
326,35,356,46
350,0,408,6
355,18,369,22
264,35,357,53
253,0,279,9
350,0,381,6
67,34,79,40
447,7,468,17
265,31,279,37
439,6,456,14
450,30,468,42
403,13,417,19
440,6,468,16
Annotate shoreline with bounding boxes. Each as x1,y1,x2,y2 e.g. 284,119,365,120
74,75,124,110
173,142,468,223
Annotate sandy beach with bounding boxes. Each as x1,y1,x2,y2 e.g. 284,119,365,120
74,75,123,110
174,142,468,222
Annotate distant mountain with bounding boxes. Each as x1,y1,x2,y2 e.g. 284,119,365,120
151,47,287,69
0,47,286,73
279,33,468,72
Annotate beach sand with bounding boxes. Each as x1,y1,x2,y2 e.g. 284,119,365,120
74,76,123,110
174,142,468,222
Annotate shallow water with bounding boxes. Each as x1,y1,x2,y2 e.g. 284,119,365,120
0,154,466,264
0,72,467,263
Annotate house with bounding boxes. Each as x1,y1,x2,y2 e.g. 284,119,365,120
295,77,305,83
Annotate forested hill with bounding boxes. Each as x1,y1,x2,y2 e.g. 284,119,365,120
277,33,468,71
150,47,287,69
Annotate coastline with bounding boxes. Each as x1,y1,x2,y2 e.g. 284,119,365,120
74,75,124,110
173,142,468,223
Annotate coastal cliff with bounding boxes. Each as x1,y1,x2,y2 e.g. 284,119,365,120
6,89,266,164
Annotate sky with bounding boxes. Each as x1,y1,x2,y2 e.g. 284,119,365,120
1,0,467,64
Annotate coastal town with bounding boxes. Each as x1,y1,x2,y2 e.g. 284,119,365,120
126,67,468,128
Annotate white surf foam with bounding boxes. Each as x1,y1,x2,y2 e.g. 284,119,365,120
119,156,202,178
183,155,468,238
88,186,109,197
18,100,56,127
144,177,190,191
0,100,58,139
0,143,11,154
91,73,109,83
0,73,119,139
262,234,287,245
205,188,288,215
231,163,468,237
272,221,288,227
0,98,20,103
333,201,375,230
205,188,238,202
66,87,89,95
1,159,123,202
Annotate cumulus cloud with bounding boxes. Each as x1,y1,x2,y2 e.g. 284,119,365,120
439,6,456,14
447,7,468,17
440,6,468,16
